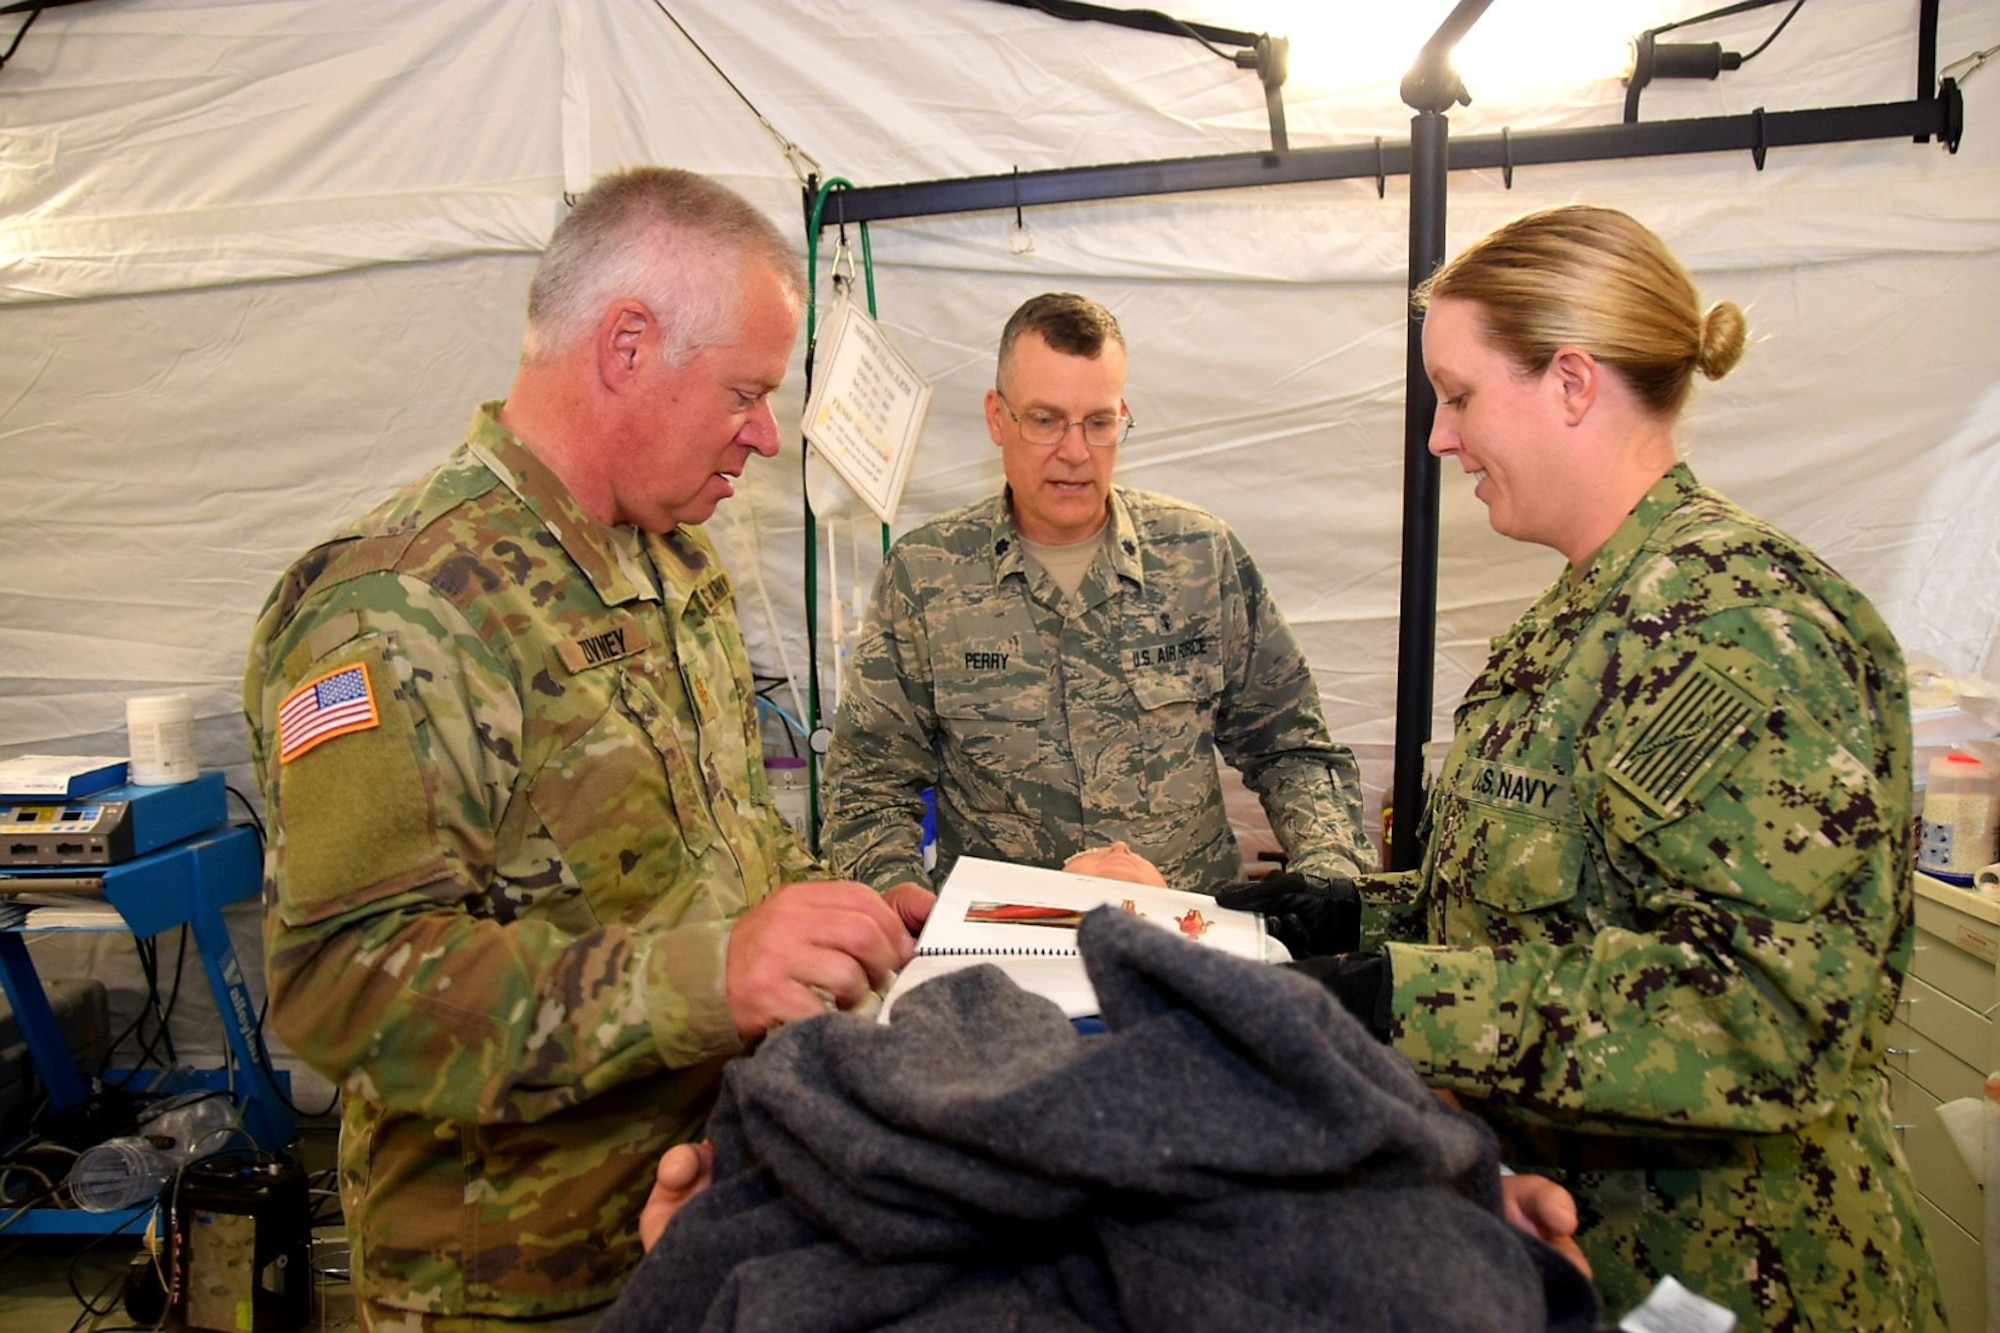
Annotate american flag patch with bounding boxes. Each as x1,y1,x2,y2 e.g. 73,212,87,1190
1611,664,1759,814
278,663,380,762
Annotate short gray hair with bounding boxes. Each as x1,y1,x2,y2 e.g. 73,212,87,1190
524,167,804,365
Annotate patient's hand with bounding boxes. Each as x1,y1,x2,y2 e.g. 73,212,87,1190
639,1140,715,1253
1062,841,1168,887
1500,1173,1591,1277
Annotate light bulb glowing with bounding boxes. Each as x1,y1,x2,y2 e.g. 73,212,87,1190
1197,1,1688,112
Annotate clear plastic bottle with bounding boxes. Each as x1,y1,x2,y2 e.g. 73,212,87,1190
65,1093,243,1212
140,1092,240,1161
1919,751,2000,883
67,1137,177,1212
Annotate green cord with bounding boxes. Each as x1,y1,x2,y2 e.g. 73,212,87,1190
800,179,894,849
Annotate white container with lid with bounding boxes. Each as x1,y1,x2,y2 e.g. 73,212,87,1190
1918,751,2000,884
126,692,199,785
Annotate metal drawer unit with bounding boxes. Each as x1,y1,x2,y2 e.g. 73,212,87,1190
1892,878,1999,1332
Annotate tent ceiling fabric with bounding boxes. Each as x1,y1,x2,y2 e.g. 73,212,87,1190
2,0,1997,857
0,0,565,302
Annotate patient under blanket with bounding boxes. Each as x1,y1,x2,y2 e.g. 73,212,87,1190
602,908,1600,1333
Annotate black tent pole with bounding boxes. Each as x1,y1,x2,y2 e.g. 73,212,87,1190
1390,109,1447,871
1388,0,1488,871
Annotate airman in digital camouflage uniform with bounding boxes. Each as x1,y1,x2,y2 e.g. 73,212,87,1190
245,168,922,1331
822,293,1367,898
1250,206,1942,1330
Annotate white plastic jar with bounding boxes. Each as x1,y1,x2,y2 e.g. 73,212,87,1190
126,692,199,785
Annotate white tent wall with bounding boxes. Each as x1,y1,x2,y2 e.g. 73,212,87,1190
1,0,1996,1088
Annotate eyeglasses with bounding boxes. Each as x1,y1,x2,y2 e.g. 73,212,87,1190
995,393,1134,449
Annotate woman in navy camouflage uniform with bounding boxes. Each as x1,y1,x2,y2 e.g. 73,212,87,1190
1234,206,1944,1331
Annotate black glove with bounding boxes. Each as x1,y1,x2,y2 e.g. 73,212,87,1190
1213,872,1361,957
1287,951,1393,1043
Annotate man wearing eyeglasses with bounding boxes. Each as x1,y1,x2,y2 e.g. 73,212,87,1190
822,292,1367,899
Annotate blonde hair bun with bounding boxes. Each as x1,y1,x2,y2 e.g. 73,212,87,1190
1697,302,1748,381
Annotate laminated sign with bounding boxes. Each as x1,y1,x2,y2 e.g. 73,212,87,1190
801,296,932,525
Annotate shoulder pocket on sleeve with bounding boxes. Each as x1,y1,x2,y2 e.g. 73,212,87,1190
1604,663,1765,831
270,640,448,921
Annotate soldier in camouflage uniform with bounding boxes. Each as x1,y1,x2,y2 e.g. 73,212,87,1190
1255,206,1942,1330
244,168,921,1331
822,293,1367,898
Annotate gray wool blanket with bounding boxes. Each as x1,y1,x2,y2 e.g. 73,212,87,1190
601,908,1601,1332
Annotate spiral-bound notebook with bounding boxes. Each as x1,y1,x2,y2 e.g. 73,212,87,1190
879,856,1273,1020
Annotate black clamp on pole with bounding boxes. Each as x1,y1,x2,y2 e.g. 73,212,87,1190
1399,0,1488,116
